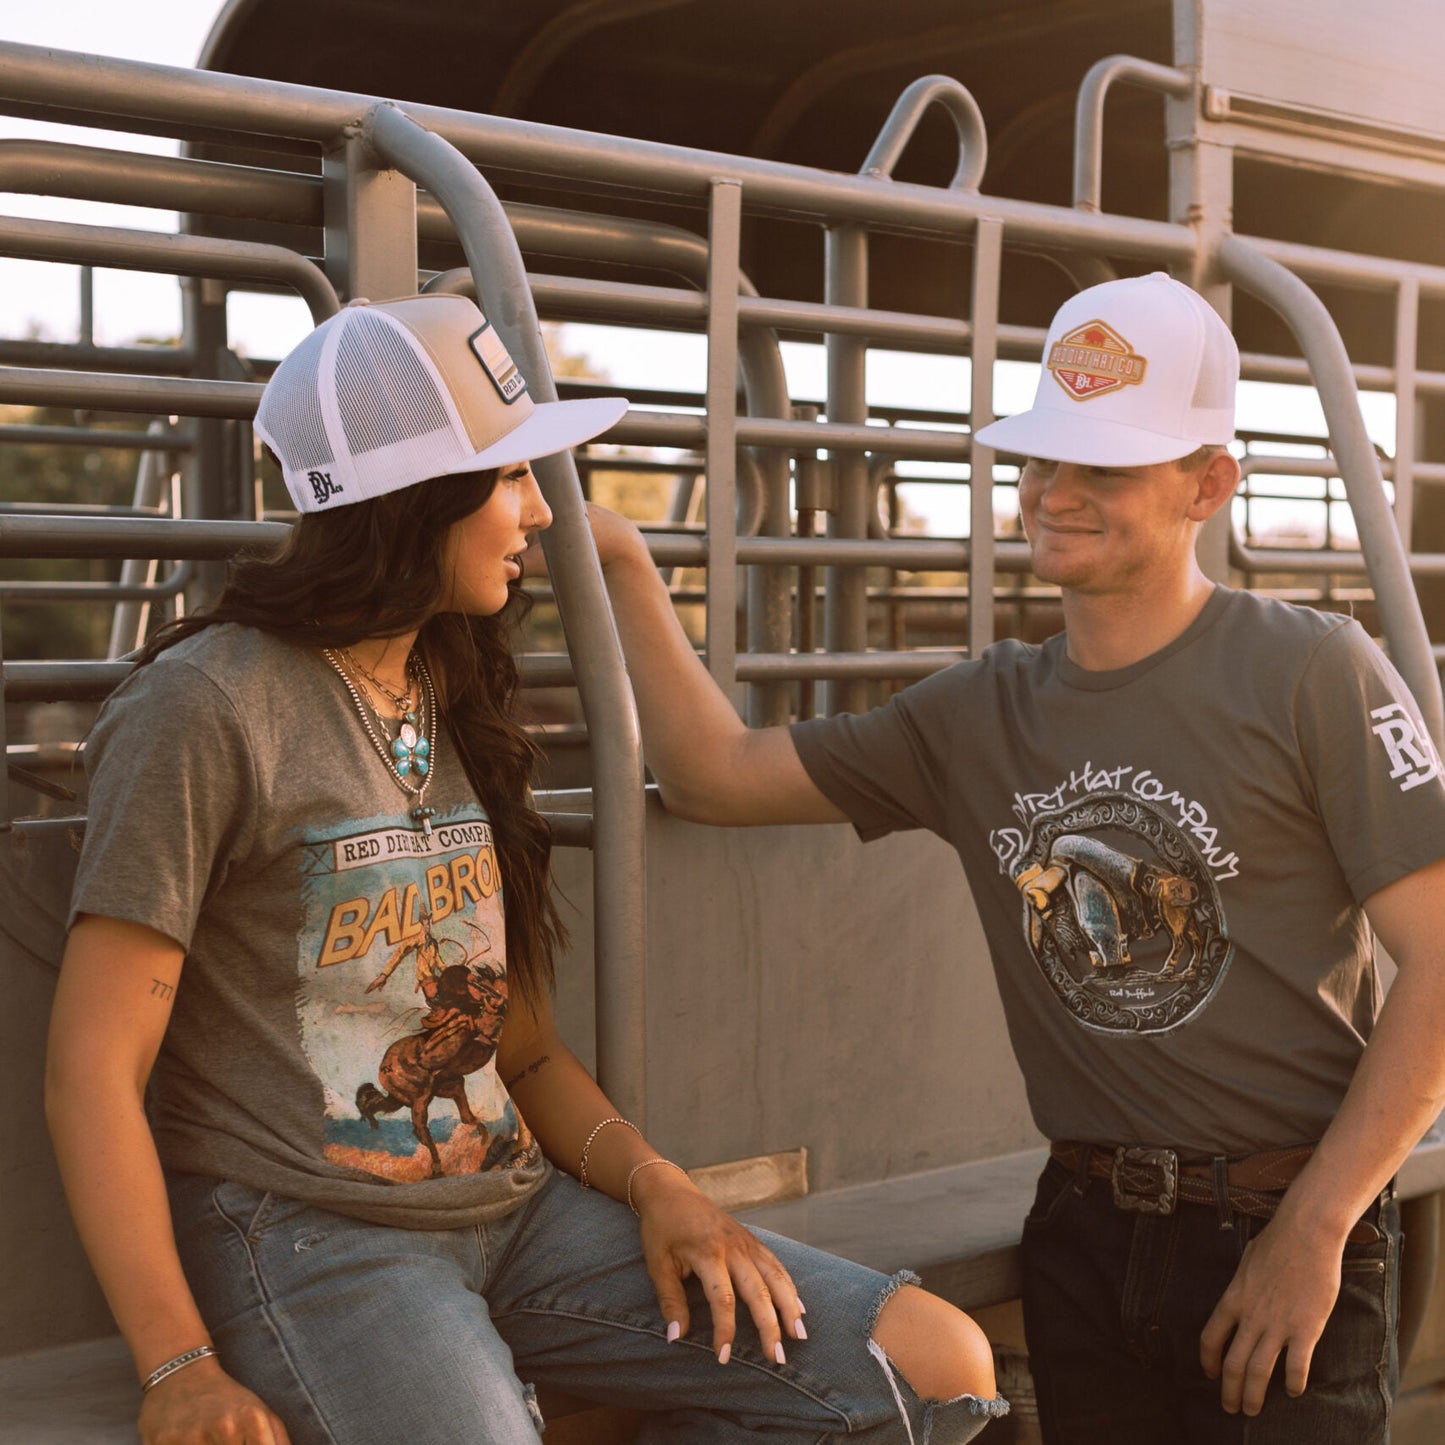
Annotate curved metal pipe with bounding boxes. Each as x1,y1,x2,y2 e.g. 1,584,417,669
421,201,797,722
0,213,338,324
1073,55,1192,214
1217,236,1444,742
1220,235,1445,1372
861,75,987,193
363,100,649,1126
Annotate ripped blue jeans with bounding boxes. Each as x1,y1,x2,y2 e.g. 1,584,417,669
167,1166,1007,1444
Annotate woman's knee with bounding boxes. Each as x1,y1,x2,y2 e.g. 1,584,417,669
872,1284,997,1401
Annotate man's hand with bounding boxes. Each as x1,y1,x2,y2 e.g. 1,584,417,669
1199,1213,1344,1415
519,501,649,586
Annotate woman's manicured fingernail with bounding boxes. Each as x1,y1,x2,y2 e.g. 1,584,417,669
774,1342,786,1365
666,1321,681,1343
717,1343,731,1366
794,1319,808,1340
797,1299,807,1315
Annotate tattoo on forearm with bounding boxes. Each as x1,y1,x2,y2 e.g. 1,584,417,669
149,979,174,1000
504,1054,551,1089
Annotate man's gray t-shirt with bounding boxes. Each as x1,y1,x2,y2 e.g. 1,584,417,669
793,587,1445,1155
70,624,547,1229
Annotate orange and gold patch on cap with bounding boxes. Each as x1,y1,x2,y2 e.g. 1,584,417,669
1046,320,1148,401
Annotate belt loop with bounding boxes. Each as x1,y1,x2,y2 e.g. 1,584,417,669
1072,1144,1091,1195
1211,1156,1233,1231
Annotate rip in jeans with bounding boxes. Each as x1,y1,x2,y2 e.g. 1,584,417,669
864,1269,1010,1445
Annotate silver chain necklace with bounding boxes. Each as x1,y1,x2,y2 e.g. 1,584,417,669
322,648,439,836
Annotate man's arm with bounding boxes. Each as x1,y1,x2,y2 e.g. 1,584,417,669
1200,854,1445,1415
556,506,845,826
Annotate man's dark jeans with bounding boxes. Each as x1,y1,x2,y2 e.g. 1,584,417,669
1020,1156,1400,1443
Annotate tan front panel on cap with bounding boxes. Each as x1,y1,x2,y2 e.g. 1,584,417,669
380,295,537,454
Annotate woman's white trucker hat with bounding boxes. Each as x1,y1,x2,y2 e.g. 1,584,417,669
255,294,628,514
974,272,1238,467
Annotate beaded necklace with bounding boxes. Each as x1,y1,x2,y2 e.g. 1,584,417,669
322,648,439,836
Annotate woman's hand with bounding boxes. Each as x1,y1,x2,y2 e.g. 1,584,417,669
632,1165,806,1366
138,1356,292,1444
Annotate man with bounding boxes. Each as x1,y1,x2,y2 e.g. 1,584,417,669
581,271,1445,1441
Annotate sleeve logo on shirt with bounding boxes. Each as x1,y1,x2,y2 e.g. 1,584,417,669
1370,702,1443,792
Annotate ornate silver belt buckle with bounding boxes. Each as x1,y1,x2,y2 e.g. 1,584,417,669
1110,1146,1179,1215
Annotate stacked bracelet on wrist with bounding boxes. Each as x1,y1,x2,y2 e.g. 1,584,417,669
578,1115,641,1189
626,1157,690,1215
141,1344,217,1393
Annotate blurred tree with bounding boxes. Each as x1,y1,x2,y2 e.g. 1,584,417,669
0,404,163,660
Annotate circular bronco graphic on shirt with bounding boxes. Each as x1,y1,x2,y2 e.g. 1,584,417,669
1010,792,1233,1034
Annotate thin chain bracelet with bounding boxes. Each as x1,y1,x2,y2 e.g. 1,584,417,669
142,1344,218,1393
626,1158,690,1215
579,1116,641,1188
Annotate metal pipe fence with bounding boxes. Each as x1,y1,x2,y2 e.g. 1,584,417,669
5,40,1445,1155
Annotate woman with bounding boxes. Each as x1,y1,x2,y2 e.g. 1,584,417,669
46,294,1005,1445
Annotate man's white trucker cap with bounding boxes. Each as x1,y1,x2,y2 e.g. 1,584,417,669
255,294,628,514
974,272,1238,467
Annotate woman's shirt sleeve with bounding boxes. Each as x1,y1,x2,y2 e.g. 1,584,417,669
69,658,260,950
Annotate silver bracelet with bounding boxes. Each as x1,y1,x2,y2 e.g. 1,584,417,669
579,1116,640,1189
141,1345,217,1393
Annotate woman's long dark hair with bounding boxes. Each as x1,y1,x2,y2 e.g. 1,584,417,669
135,468,562,1005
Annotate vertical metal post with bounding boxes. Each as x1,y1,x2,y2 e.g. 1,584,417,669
322,129,419,303
107,421,172,659
181,277,235,601
793,404,824,722
1166,9,1234,581
824,224,870,715
704,179,743,710
1394,278,1419,551
968,216,1002,656
79,265,94,347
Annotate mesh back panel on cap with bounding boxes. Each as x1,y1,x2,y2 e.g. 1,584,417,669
334,309,453,459
259,322,333,472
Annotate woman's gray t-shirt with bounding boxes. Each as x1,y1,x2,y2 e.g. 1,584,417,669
71,624,548,1229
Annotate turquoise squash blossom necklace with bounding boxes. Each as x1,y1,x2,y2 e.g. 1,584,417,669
323,647,439,836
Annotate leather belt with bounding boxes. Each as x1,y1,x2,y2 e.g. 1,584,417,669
1048,1139,1387,1241
1049,1141,1385,1244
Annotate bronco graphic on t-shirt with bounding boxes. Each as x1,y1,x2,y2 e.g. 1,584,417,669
993,768,1237,1035
295,806,535,1180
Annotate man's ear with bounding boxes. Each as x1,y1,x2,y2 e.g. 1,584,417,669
1187,448,1241,523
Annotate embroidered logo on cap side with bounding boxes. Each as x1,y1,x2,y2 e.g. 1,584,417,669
1047,320,1148,402
468,320,528,405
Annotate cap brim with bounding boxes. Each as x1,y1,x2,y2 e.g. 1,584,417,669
974,410,1207,467
443,395,628,475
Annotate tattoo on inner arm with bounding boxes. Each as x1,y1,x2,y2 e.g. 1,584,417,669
504,1054,551,1089
149,979,174,1001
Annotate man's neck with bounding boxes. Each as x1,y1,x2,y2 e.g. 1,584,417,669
1060,569,1216,673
